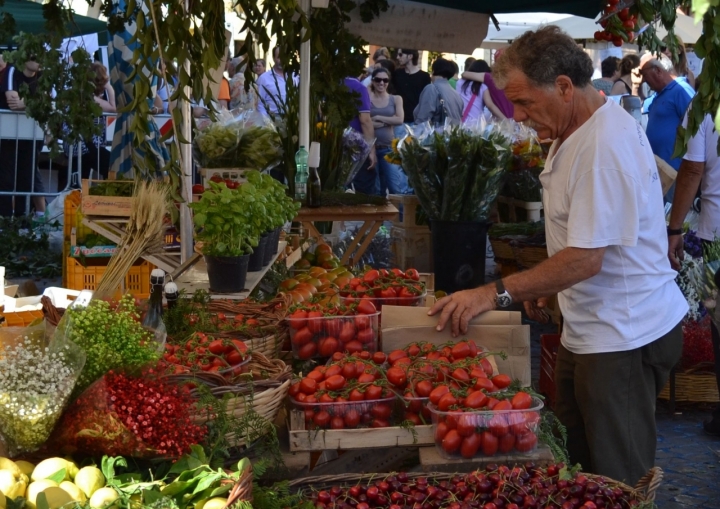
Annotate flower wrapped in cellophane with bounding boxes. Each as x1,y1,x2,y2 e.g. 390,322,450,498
339,127,375,187
47,368,206,458
0,323,85,455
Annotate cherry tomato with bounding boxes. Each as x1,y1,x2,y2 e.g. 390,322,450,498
372,351,387,364
341,362,357,380
344,409,361,428
457,414,476,437
357,327,375,345
371,403,392,420
415,380,433,397
208,339,225,356
442,429,462,454
499,433,516,453
515,431,538,452
297,342,318,359
330,416,345,429
481,431,499,456
464,391,489,409
292,327,313,347
318,336,340,357
365,384,383,400
345,340,363,353
325,374,347,391
356,299,377,316
313,410,331,428
226,350,245,365
387,366,407,388
511,391,533,410
494,400,513,411
450,341,471,360
460,433,482,458
492,374,512,389
488,414,509,437
363,269,380,284
438,392,458,411
429,385,450,405
299,377,317,395
338,321,356,343
192,184,205,194
435,421,449,441
349,389,365,401
405,268,420,281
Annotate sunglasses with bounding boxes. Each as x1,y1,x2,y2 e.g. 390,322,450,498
373,78,390,83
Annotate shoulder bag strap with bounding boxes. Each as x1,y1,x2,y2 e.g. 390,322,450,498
432,83,448,126
462,93,477,122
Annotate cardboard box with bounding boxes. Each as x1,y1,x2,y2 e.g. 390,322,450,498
381,306,531,387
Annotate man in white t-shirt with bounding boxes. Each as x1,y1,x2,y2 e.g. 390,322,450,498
429,26,687,485
667,112,720,437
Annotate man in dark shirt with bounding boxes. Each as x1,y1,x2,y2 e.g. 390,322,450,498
0,57,45,216
392,49,431,126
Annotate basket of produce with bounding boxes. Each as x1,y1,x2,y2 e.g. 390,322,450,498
165,292,291,359
511,233,548,270
488,222,544,262
169,353,292,447
658,362,719,403
288,464,663,507
338,268,426,311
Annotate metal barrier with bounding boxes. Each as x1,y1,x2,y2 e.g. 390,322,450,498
0,110,175,217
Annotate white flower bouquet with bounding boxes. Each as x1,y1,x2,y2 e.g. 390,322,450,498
0,323,85,455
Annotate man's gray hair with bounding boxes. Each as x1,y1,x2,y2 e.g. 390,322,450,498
494,25,594,89
649,54,675,73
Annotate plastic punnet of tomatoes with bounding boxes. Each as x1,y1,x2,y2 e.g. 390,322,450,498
292,395,398,430
287,308,380,360
338,268,427,311
429,395,544,459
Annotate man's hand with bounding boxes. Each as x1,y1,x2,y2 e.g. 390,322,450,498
427,286,495,337
7,95,25,111
668,234,684,271
368,149,377,169
524,297,550,323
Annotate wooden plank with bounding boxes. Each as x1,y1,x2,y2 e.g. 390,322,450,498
419,444,555,472
346,220,382,266
81,179,134,217
295,204,399,222
339,220,373,266
289,420,434,452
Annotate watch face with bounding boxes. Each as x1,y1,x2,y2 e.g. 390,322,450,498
497,294,512,308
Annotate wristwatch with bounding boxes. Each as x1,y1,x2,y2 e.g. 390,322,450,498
495,279,513,308
667,227,683,236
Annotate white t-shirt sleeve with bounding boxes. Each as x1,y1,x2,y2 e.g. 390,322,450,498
683,114,708,163
566,168,642,248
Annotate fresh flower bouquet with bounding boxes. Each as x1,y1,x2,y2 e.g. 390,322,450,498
48,368,206,458
399,122,511,222
337,127,375,188
0,324,85,455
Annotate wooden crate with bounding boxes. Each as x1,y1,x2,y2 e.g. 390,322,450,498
288,409,434,452
390,226,432,273
539,334,560,409
81,179,134,217
388,194,424,228
65,257,153,299
497,196,543,222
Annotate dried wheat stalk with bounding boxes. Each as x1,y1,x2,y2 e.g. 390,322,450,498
94,181,169,299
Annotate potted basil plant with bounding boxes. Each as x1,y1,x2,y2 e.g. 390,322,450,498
190,182,259,292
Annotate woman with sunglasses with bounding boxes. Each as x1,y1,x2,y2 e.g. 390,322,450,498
369,68,410,195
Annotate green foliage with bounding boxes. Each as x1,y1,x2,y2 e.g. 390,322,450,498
253,481,314,509
63,293,161,396
538,410,569,465
189,171,298,257
0,216,62,279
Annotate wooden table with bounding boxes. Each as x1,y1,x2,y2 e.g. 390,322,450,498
295,204,398,265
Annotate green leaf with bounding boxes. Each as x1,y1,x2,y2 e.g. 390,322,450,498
36,493,49,509
142,489,164,505
194,212,207,226
46,469,67,484
192,472,222,495
101,456,128,483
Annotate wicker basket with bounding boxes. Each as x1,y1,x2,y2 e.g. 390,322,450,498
511,242,548,269
170,353,292,447
658,363,719,403
223,464,253,505
288,467,663,504
489,237,516,261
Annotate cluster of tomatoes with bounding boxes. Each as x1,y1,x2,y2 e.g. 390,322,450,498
594,1,638,47
289,351,399,429
288,300,379,359
192,174,240,194
338,268,425,308
308,463,644,509
161,332,250,378
186,311,261,330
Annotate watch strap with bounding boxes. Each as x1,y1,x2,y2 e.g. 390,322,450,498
495,279,506,295
667,227,683,236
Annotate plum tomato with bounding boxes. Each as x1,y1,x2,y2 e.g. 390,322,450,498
442,429,462,454
511,391,533,410
492,374,512,389
460,433,482,458
481,431,499,456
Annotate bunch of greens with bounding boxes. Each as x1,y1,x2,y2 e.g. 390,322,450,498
489,221,545,239
399,126,511,222
193,122,242,168
58,294,162,397
0,215,61,278
88,179,136,197
236,126,283,170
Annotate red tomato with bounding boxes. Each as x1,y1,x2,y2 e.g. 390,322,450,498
371,403,392,420
450,341,471,360
289,382,301,397
457,414,476,437
208,340,225,356
515,431,538,452
378,286,397,305
480,357,494,376
507,412,528,436
405,268,420,280
415,380,433,397
365,384,383,400
345,340,363,354
492,374,512,389
370,418,390,428
338,321,356,343
438,392,458,411
330,416,345,429
511,391,533,410
357,327,375,345
299,377,317,395
481,431,498,456
297,342,317,359
357,372,375,384
319,393,335,403
307,369,325,382
499,433,516,453
464,391,488,409
451,368,470,383
325,374,347,391
429,385,450,405
460,433,482,458
325,318,343,338
442,429,462,454
288,309,308,329
192,184,205,194
388,350,407,365
341,362,357,380
435,421,449,441
307,311,324,333
344,409,361,428
494,400,513,411
356,299,377,316
349,389,365,401
406,343,421,357
226,350,245,365
313,410,331,427
319,336,340,357
488,414,509,437
363,269,380,284
292,327,313,346
372,351,387,364
387,367,407,388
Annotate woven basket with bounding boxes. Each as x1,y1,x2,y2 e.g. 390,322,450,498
658,363,719,403
223,465,253,505
512,242,548,269
289,468,663,504
489,237,516,261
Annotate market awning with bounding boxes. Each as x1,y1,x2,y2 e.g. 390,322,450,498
408,0,600,18
0,0,108,46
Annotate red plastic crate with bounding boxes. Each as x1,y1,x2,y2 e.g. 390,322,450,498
539,334,561,409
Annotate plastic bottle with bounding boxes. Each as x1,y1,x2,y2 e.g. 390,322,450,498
294,146,309,204
142,269,166,328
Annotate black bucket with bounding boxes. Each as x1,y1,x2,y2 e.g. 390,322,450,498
262,232,275,265
430,220,490,293
270,227,282,255
248,234,269,272
205,254,250,293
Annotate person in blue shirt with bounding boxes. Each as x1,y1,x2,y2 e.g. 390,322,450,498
640,54,694,200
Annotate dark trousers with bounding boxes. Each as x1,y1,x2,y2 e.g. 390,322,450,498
0,139,41,216
351,159,380,195
555,321,682,486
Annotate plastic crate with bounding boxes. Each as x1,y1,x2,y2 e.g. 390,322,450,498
65,257,153,299
539,334,561,409
0,309,44,327
199,168,249,187
64,190,93,241
390,226,432,273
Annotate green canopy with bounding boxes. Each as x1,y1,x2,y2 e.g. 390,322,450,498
411,0,599,19
1,0,108,46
